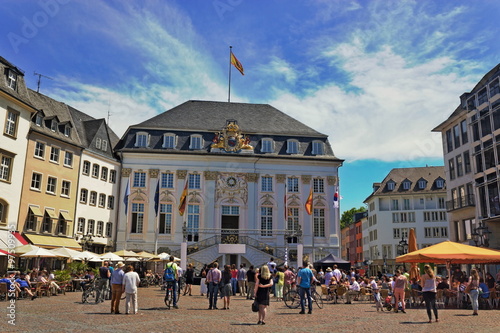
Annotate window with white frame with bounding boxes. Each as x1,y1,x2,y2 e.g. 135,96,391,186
0,154,13,182
102,140,108,152
261,206,273,236
109,170,116,183
436,179,444,188
261,138,274,153
221,206,239,215
107,196,114,210
392,199,399,210
98,193,106,207
313,178,324,193
287,140,299,154
50,147,60,163
387,181,395,190
131,203,144,233
418,180,427,189
0,201,5,225
97,221,104,236
133,171,146,187
392,213,399,223
50,119,57,132
77,218,85,233
161,173,174,188
159,204,172,234
87,219,95,235
287,177,299,192
41,211,52,233
35,113,43,127
61,180,70,197
312,141,324,155
135,132,149,147
261,176,273,192
189,135,203,150
92,164,99,178
25,208,37,230
57,217,66,235
187,204,200,241
106,222,112,237
80,189,88,203
96,137,101,149
89,191,97,205
64,125,71,137
403,198,411,210
313,208,325,237
403,181,411,190
188,173,201,189
82,161,90,175
34,142,45,159
31,173,42,190
393,228,401,239
64,151,73,167
101,167,108,181
163,134,176,149
7,70,17,90
438,197,445,209
287,207,299,232
46,177,57,194
4,109,19,137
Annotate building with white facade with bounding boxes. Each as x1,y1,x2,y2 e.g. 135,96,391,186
363,167,448,274
115,100,343,268
433,63,500,250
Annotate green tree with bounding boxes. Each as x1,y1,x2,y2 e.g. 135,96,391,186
340,206,367,230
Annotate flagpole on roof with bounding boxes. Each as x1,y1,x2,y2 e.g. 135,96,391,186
228,46,232,103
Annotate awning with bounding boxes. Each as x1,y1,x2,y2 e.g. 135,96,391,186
45,209,58,219
29,206,43,217
59,211,73,221
24,234,82,250
0,230,29,250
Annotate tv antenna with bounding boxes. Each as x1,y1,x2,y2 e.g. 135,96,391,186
33,72,54,93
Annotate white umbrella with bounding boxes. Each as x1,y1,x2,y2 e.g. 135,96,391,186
14,244,40,255
157,252,170,261
100,252,124,261
21,247,63,269
78,250,101,261
124,257,140,262
50,247,83,260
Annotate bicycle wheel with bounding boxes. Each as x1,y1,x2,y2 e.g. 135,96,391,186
164,289,172,309
86,289,97,304
81,291,87,304
313,291,324,309
284,290,300,309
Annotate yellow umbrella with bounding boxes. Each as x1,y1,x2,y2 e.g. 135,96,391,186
113,249,140,257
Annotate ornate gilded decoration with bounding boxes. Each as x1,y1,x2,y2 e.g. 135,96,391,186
260,194,274,206
149,169,159,178
121,168,131,177
211,120,253,152
216,173,248,204
301,175,312,183
204,171,218,180
246,173,259,183
327,176,338,186
276,174,286,183
177,170,187,179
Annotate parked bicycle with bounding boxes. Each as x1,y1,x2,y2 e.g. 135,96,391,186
283,287,323,309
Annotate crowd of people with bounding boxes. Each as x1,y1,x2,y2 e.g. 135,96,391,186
0,269,63,300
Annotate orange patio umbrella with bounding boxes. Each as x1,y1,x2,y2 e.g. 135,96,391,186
408,228,419,281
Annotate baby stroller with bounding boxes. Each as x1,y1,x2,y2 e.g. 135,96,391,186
384,295,393,311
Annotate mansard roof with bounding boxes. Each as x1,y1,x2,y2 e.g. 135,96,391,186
135,100,327,137
0,57,37,111
364,166,446,202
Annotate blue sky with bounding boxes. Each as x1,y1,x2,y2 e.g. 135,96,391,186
2,0,500,213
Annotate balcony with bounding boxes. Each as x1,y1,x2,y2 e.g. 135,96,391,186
446,194,476,211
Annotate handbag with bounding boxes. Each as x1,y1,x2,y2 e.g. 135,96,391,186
251,300,259,312
464,282,472,294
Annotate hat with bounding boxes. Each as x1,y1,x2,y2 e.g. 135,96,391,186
326,268,332,272
116,262,125,268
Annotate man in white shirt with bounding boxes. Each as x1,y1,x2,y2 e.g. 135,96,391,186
332,265,342,282
345,277,360,304
122,265,141,314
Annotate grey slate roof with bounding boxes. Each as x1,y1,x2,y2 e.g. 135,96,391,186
364,166,446,202
0,57,36,111
135,100,327,137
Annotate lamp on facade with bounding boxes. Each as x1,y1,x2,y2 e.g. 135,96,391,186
472,221,491,247
396,235,408,256
79,234,94,251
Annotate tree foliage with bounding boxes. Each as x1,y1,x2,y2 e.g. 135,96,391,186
340,206,367,230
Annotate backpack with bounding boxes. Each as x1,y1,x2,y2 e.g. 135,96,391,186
164,264,175,282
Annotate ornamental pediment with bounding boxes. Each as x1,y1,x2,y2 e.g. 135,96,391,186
211,120,253,153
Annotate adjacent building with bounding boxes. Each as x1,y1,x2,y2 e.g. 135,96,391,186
433,63,500,250
363,167,448,275
114,100,343,267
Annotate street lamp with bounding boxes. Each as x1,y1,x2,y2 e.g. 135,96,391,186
79,234,94,251
472,221,491,247
397,235,408,256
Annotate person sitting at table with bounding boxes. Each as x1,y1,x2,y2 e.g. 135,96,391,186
80,269,94,289
345,277,360,304
437,277,449,290
0,272,20,299
38,271,61,295
411,278,422,291
478,278,490,299
15,273,37,300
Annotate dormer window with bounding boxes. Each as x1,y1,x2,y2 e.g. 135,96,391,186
287,140,299,154
261,138,274,153
7,70,17,90
102,140,108,152
418,179,427,189
387,181,395,191
35,114,43,127
135,132,149,148
436,179,444,189
189,135,203,150
64,125,71,137
402,180,411,190
96,138,101,149
163,133,177,149
312,141,324,155
50,119,58,132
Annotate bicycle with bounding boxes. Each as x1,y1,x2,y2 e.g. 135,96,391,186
164,281,175,309
283,290,301,309
81,279,98,304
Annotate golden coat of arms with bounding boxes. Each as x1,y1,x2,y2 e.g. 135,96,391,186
211,120,253,152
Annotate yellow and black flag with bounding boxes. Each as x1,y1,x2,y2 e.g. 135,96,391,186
230,51,244,75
